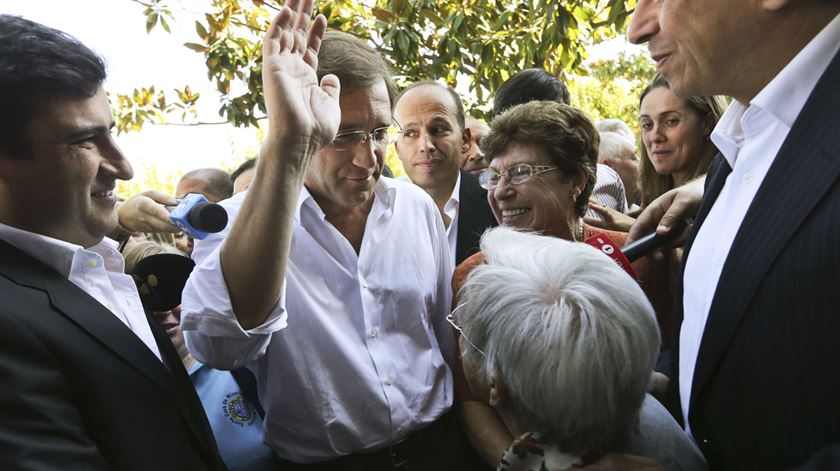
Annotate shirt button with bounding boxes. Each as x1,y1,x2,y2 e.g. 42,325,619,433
369,328,378,338
385,376,394,386
362,281,369,289
106,302,116,312
86,259,97,269
743,172,754,183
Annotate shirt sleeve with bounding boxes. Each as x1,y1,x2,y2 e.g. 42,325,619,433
180,192,288,371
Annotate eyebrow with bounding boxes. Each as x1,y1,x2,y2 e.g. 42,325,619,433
639,110,684,120
63,123,114,142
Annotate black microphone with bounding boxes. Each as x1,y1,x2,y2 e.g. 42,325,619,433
621,218,689,262
168,193,228,239
584,219,689,280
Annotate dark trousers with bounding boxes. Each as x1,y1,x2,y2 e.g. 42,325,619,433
276,410,484,471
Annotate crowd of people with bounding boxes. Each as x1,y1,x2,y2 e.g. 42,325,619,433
1,0,838,470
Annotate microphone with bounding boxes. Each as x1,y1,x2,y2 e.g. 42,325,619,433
131,254,196,312
584,219,689,279
168,193,228,240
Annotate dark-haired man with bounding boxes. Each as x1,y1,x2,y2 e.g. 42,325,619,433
0,15,226,470
394,82,496,267
181,5,472,469
628,0,840,469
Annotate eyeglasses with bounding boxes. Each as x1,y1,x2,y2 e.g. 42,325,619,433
446,303,485,357
478,163,559,190
330,124,402,152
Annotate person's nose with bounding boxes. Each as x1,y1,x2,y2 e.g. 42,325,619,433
468,144,484,161
627,0,660,45
419,134,436,156
352,137,378,171
651,123,667,143
102,134,134,181
492,175,514,200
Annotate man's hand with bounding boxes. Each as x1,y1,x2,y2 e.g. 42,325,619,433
261,0,340,166
117,191,178,233
585,199,636,233
627,176,705,245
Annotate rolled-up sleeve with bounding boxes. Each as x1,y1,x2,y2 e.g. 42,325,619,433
180,193,288,370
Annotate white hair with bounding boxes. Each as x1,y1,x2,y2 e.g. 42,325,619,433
598,131,636,163
596,118,635,143
458,226,660,457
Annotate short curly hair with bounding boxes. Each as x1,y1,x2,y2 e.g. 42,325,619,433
481,101,599,217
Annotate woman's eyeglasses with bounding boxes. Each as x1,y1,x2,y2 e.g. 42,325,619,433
478,163,559,190
446,303,485,357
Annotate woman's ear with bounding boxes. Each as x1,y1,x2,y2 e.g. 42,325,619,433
488,369,509,407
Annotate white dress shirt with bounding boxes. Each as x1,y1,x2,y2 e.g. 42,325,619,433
0,223,162,361
444,171,462,269
680,12,840,434
181,177,454,463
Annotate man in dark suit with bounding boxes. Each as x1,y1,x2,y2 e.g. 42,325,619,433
627,1,840,469
0,16,227,470
394,81,496,267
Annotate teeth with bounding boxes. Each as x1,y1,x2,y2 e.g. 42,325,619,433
502,208,530,217
92,190,113,197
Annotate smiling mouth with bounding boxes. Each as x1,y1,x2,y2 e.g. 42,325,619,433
651,53,670,69
502,208,530,217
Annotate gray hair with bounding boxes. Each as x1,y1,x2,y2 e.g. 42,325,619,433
596,118,635,143
598,132,636,163
458,226,660,457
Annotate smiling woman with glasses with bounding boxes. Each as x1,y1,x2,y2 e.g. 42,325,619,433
451,100,678,467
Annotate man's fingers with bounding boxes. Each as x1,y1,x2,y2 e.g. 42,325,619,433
139,190,177,207
303,14,327,69
263,6,294,57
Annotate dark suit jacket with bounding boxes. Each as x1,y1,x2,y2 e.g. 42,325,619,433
667,50,840,470
455,170,497,265
0,240,227,471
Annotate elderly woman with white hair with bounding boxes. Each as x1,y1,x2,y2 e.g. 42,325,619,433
453,227,706,470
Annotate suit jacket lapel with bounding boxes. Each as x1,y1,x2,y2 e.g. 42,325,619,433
0,241,218,460
145,312,222,461
689,50,840,412
456,170,494,265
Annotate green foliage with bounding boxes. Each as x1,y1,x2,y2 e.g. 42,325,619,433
568,50,655,132
117,0,638,132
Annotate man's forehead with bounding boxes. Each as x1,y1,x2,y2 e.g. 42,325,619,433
337,81,392,128
396,86,458,122
32,88,113,131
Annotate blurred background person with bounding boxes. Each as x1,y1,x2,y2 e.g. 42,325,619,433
230,158,257,195
597,117,636,144
454,227,706,471
638,75,727,208
461,116,490,175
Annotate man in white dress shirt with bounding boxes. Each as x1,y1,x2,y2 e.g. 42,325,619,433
181,4,474,469
628,0,840,469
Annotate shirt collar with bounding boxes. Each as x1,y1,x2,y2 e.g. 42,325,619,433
444,171,462,213
712,12,840,167
0,222,122,277
297,177,397,222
